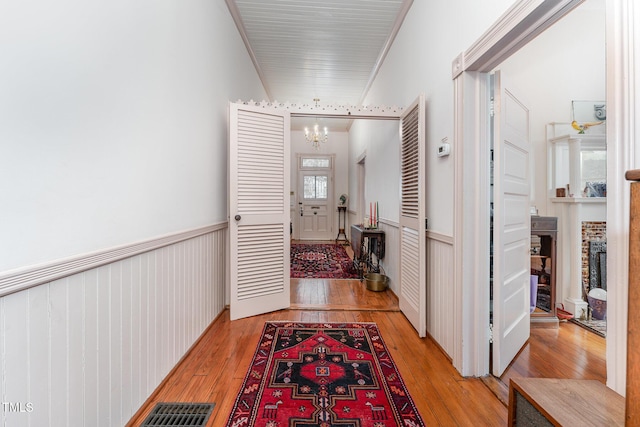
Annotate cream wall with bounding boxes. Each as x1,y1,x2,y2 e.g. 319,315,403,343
0,0,267,273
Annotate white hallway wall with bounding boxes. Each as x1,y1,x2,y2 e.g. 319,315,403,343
0,1,266,425
0,1,266,272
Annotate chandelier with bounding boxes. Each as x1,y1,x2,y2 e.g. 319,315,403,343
304,122,328,149
304,98,328,150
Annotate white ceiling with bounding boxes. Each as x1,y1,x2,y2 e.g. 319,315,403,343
226,0,413,131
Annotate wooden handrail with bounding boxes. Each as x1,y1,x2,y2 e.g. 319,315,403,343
625,169,640,181
627,172,640,424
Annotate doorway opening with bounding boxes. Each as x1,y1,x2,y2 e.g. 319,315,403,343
452,0,608,378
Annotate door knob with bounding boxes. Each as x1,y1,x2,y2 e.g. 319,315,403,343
314,212,317,215
234,215,241,221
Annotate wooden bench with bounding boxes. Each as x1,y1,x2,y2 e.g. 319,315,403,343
508,378,624,426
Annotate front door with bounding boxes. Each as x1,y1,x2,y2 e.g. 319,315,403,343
296,155,333,240
491,70,531,376
229,102,291,321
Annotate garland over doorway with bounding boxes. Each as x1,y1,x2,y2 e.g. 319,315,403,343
233,99,404,120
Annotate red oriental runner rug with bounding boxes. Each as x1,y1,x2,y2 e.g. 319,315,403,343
290,243,359,279
225,322,426,427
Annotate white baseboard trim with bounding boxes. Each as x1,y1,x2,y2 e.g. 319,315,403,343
0,222,228,298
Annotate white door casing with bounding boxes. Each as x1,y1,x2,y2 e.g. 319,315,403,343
491,71,531,376
229,103,291,320
399,95,427,337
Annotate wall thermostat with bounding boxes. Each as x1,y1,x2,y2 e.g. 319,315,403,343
437,142,451,157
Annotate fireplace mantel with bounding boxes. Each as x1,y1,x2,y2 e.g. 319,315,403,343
551,197,606,204
551,199,606,319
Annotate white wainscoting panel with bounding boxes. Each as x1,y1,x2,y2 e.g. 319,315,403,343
347,211,359,240
377,219,399,295
0,228,226,426
427,231,455,358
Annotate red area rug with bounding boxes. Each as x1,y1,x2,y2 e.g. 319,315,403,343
290,243,359,279
225,322,426,427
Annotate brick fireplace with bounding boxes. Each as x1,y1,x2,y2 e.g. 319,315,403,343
581,221,606,300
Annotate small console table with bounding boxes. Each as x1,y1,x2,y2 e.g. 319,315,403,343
336,206,349,245
350,225,385,279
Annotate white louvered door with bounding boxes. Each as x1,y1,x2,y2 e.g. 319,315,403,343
229,103,291,320
399,95,427,337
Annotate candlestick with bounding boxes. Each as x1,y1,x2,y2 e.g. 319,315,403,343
373,202,376,228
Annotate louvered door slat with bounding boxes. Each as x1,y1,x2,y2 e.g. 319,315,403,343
400,227,420,310
401,103,420,220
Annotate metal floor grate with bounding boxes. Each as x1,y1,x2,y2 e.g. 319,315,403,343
141,403,215,427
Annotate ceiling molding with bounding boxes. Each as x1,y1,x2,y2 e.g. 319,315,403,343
358,0,415,105
225,0,273,100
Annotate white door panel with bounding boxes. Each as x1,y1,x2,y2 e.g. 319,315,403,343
492,71,531,376
302,215,314,232
229,103,291,320
399,95,427,337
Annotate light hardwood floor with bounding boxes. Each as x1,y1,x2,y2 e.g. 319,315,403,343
487,318,606,405
127,276,605,426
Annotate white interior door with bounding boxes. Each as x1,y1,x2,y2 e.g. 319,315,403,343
492,71,531,376
229,103,290,320
399,95,427,337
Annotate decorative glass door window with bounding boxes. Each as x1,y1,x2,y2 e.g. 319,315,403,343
303,175,328,200
301,158,330,168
